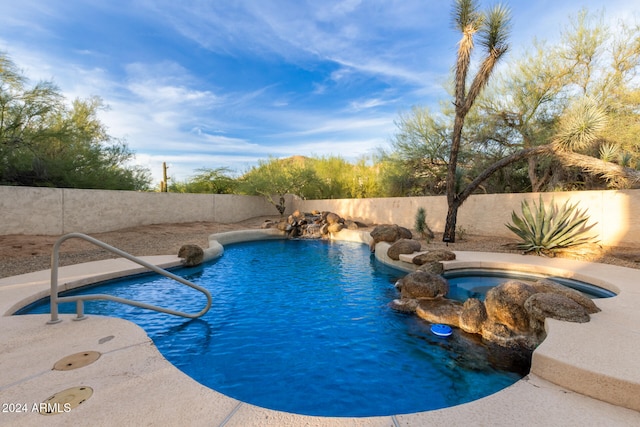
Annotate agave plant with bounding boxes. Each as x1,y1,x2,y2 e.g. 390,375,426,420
506,196,598,255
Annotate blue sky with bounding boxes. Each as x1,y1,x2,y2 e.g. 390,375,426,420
0,0,637,184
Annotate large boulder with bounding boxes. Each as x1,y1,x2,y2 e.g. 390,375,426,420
388,265,601,351
412,250,456,265
370,224,398,244
290,210,306,222
484,280,537,334
397,226,413,240
389,298,419,313
276,221,292,232
177,244,204,267
326,223,344,233
480,321,514,344
396,271,449,299
459,298,487,334
417,261,445,275
370,224,412,244
324,212,342,225
344,220,368,230
531,279,600,314
480,322,538,350
387,239,422,260
525,293,591,324
416,298,463,326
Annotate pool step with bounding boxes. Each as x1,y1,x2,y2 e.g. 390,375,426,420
398,251,427,264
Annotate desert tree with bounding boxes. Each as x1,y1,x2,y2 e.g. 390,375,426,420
475,9,640,190
393,8,640,243
0,52,151,190
170,167,237,193
238,156,319,215
444,0,512,242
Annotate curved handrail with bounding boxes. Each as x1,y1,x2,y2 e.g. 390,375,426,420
47,232,212,324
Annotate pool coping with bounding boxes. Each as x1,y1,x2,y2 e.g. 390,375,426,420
0,229,639,426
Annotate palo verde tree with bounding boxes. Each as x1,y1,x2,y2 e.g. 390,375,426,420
444,0,512,242
0,52,151,190
238,156,319,215
382,106,452,196
169,167,237,194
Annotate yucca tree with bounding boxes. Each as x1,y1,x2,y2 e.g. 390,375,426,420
444,0,512,243
551,97,640,188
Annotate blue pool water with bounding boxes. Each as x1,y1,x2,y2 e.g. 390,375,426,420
19,240,525,417
444,269,616,301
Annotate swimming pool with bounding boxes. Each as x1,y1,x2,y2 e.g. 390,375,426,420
19,239,525,417
444,269,616,301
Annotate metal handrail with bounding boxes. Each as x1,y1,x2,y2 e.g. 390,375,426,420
47,232,212,324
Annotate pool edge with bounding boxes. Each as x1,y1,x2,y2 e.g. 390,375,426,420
1,229,639,425
373,242,640,413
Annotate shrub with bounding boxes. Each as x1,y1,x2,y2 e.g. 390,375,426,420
415,207,435,242
506,196,598,255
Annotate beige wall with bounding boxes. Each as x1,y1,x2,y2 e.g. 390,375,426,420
1,186,638,247
0,186,291,235
0,187,64,235
293,189,640,248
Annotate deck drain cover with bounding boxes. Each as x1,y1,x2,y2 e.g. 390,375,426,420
40,386,93,415
53,351,101,371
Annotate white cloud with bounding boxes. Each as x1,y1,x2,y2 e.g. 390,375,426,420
128,82,218,105
349,98,387,111
3,0,639,188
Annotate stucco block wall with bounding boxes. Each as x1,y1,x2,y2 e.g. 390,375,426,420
294,189,640,248
0,186,64,235
1,186,638,247
61,190,216,234
211,194,282,223
0,186,289,235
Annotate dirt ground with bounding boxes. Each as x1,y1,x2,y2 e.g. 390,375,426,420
1,216,639,279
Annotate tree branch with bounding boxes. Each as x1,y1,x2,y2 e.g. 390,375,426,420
553,149,640,188
457,145,553,202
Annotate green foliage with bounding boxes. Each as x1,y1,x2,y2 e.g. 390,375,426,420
389,8,640,199
347,157,383,198
304,155,383,199
376,155,419,197
306,155,351,199
553,97,607,152
230,155,385,208
0,53,151,190
382,107,452,196
598,143,619,163
237,156,319,214
506,196,598,255
414,207,434,242
170,167,236,194
455,225,468,241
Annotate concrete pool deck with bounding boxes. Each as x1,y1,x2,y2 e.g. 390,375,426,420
1,230,639,426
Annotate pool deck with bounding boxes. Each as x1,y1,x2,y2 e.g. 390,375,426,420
1,230,639,426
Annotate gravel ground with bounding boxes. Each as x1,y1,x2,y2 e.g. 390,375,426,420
1,216,638,279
